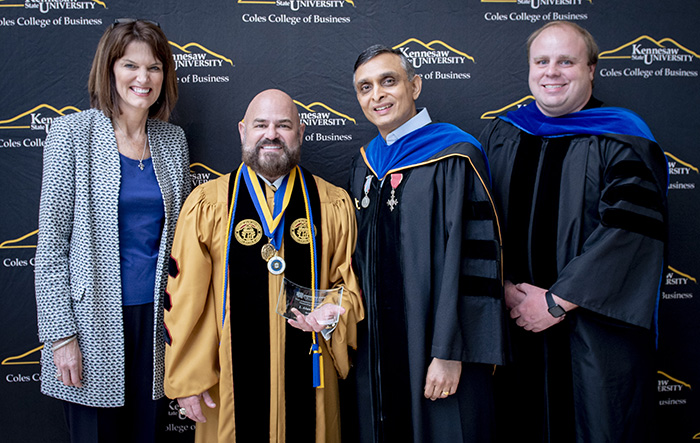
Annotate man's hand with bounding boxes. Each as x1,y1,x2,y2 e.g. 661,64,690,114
177,390,216,423
504,280,527,310
423,358,461,401
287,305,346,333
510,283,575,332
53,337,83,388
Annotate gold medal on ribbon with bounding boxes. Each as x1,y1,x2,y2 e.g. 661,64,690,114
235,219,263,245
261,241,276,262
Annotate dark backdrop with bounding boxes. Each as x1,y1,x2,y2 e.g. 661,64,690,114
1,0,698,441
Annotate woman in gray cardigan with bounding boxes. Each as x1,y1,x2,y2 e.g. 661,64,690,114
35,19,191,442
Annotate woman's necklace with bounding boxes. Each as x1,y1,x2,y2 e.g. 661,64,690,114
113,119,148,171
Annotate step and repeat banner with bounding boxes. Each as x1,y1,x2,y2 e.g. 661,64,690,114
1,0,698,441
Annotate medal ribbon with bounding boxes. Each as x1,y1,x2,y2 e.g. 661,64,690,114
242,165,296,251
390,173,403,189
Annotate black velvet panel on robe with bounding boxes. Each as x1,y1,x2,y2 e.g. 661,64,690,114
227,169,321,443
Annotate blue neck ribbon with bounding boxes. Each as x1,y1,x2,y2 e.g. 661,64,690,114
241,166,294,251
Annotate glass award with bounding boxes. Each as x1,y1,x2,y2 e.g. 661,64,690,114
276,278,344,340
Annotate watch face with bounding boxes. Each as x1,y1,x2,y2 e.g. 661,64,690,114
548,305,566,318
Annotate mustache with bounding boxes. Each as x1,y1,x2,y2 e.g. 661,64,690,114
255,138,287,150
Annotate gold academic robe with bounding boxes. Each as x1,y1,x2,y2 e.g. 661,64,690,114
164,172,363,442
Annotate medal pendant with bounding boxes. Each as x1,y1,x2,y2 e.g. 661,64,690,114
361,175,373,209
386,173,403,212
267,256,286,275
261,242,276,262
387,190,399,211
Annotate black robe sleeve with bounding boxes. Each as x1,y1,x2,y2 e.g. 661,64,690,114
550,135,667,329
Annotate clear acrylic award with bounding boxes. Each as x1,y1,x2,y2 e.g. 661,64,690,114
276,278,344,340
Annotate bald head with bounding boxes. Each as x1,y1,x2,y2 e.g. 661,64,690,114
239,89,304,181
243,89,302,127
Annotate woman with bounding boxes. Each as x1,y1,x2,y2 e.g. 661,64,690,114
35,19,191,442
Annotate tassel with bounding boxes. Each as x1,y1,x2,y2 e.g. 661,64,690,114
311,335,324,388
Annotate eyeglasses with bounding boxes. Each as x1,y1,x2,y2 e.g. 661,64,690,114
111,18,160,29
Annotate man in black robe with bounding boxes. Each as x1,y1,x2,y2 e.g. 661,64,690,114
479,21,668,442
347,44,506,442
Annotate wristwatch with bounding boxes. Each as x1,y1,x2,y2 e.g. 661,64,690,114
545,291,566,318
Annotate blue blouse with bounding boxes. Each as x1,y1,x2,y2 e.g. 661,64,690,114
118,153,165,306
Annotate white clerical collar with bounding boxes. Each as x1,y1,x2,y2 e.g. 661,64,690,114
257,173,286,191
385,108,432,146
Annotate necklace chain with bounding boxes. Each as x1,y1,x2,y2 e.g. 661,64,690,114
113,120,148,171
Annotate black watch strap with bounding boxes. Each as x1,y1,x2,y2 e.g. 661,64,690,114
545,291,566,318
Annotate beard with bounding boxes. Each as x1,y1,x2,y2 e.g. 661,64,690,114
241,136,301,180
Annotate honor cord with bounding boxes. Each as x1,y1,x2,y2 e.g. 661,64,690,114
299,167,324,389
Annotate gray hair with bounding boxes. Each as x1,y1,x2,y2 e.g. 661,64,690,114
353,44,416,84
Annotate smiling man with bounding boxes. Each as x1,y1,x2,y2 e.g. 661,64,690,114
347,45,506,442
163,89,363,442
479,21,668,442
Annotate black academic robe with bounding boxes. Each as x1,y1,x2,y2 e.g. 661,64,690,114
348,142,506,443
480,109,668,443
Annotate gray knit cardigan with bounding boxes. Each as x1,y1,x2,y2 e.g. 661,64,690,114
35,109,191,407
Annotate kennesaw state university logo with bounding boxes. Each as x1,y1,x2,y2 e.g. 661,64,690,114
189,163,223,187
170,41,234,70
0,104,80,134
295,99,355,143
661,266,695,301
237,0,354,9
481,0,591,10
19,0,106,13
392,38,474,81
600,36,699,65
599,36,700,78
169,41,234,84
0,230,37,250
664,266,696,287
2,345,42,366
480,96,535,119
665,153,698,191
657,371,691,408
295,100,355,126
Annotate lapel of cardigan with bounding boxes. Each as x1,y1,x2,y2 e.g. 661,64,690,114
145,119,172,219
91,110,122,216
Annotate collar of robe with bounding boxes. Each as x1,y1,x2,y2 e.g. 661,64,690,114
499,102,657,143
362,122,486,181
